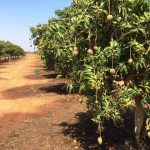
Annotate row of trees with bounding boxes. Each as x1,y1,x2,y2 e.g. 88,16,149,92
0,41,25,60
30,0,150,146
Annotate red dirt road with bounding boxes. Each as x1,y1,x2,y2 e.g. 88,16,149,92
0,54,56,136
0,54,86,150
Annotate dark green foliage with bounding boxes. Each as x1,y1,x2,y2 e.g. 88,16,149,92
30,0,150,142
0,41,25,58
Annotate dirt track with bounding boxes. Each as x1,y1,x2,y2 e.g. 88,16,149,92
0,54,52,116
0,54,56,136
0,53,89,150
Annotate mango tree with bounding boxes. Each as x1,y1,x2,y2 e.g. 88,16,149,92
31,0,150,145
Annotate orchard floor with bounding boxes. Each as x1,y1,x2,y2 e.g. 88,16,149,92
0,54,149,150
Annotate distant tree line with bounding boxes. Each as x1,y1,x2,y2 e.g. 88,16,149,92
0,41,25,61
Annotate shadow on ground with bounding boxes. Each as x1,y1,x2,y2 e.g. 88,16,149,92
25,74,43,80
39,72,69,94
0,58,21,64
43,72,57,79
1,71,69,99
59,110,150,150
25,71,58,80
1,84,45,99
39,83,68,95
1,82,69,99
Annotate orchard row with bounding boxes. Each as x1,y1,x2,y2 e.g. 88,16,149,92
0,41,25,61
31,0,150,145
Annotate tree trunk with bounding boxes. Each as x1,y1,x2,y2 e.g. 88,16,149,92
134,97,144,143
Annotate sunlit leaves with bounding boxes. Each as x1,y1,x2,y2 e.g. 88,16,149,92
0,41,25,57
30,0,150,136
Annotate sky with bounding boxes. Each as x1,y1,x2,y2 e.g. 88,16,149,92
0,0,72,51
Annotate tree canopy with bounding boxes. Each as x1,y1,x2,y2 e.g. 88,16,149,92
30,0,150,145
0,41,25,58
